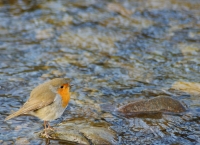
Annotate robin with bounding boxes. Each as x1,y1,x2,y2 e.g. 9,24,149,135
5,78,71,138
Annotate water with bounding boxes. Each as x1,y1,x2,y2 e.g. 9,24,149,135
0,0,200,144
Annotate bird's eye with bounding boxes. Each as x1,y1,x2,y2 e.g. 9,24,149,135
60,86,64,88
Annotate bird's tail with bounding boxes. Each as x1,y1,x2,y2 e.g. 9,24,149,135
5,110,22,121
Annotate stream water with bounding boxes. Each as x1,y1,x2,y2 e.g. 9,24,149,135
0,0,200,144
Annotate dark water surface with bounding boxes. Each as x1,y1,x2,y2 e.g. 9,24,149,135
0,0,200,144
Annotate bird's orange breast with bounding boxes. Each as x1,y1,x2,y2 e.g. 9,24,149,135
57,84,70,108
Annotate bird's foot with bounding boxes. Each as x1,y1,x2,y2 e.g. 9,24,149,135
48,127,55,131
47,125,56,131
41,130,51,138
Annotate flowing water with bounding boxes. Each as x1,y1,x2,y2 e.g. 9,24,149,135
0,0,200,144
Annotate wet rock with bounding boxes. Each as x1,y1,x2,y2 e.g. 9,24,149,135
172,81,200,96
45,129,89,145
80,127,116,145
178,43,199,55
15,138,29,145
118,96,186,115
107,3,133,16
101,15,153,30
40,118,117,145
35,28,54,40
101,112,114,119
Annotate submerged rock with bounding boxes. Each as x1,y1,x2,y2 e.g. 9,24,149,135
40,118,117,145
118,96,186,115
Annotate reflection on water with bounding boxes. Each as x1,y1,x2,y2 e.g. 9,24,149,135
0,0,200,144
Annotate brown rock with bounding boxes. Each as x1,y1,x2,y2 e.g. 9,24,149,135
118,96,186,115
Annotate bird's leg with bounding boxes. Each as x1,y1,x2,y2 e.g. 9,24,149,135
42,121,50,138
47,122,55,131
44,121,48,130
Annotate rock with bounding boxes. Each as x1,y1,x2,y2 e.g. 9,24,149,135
107,3,133,16
101,112,114,118
178,43,199,55
172,81,200,96
40,118,117,145
80,127,117,145
15,138,29,145
35,28,54,40
118,96,186,115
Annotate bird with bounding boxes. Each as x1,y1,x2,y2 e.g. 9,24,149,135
5,78,71,138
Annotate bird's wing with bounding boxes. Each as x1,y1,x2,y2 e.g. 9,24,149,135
5,91,56,121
